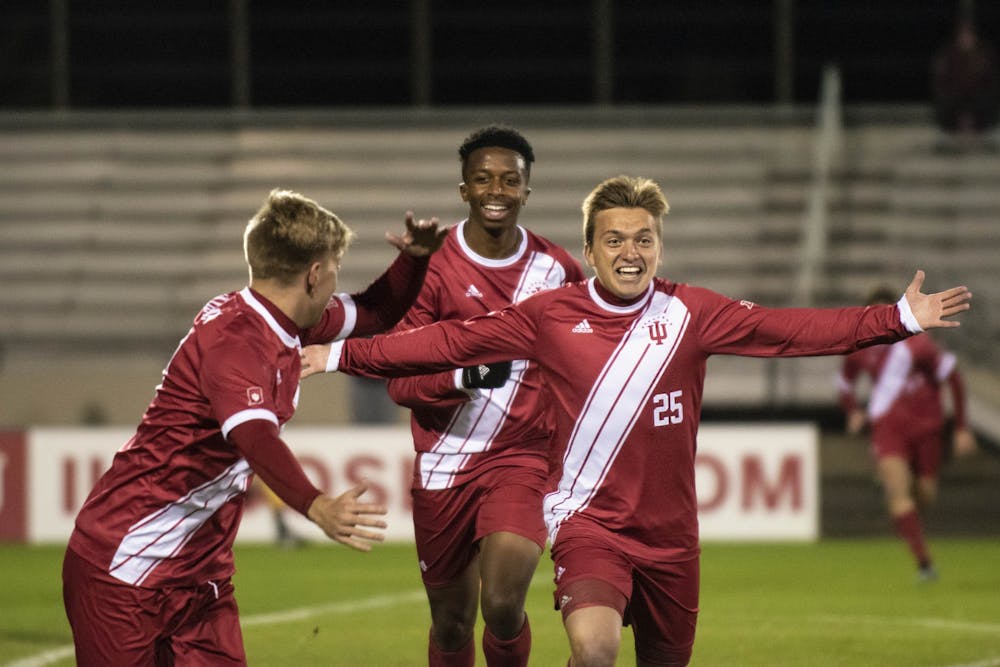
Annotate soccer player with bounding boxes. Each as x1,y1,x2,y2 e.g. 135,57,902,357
381,125,583,666
62,189,446,666
301,175,971,666
837,286,976,582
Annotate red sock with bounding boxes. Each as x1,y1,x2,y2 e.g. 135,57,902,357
429,630,474,667
482,615,531,667
893,509,931,568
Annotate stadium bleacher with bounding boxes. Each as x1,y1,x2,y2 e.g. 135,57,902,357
0,108,997,439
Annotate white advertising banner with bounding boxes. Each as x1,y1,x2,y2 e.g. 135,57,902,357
16,423,817,544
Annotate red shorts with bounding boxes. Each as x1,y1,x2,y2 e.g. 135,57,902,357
62,547,247,666
551,533,699,666
871,419,943,478
412,464,548,587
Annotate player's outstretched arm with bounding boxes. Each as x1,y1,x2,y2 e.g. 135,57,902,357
903,270,972,330
307,481,388,552
385,210,448,257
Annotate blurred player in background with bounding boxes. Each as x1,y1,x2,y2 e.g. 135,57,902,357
302,175,972,666
62,189,446,666
837,285,976,582
380,125,583,666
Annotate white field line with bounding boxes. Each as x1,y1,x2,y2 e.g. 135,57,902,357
938,659,1000,667
812,613,1000,635
812,614,1000,667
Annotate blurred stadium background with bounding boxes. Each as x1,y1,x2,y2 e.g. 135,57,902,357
1,2,1000,663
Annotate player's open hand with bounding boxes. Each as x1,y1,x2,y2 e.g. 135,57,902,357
385,211,447,257
300,344,332,379
307,481,388,551
903,270,971,330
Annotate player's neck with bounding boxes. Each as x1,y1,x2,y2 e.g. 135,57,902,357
249,282,309,331
463,220,521,259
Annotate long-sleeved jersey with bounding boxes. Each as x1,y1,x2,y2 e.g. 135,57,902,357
333,277,914,561
385,221,584,490
836,333,966,431
69,253,426,589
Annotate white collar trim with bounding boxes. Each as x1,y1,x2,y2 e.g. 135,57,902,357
455,220,528,268
239,287,301,349
586,278,653,314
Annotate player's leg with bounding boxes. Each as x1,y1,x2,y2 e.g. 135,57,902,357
564,603,625,667
552,534,633,667
915,475,939,509
426,560,480,666
167,579,247,666
62,546,160,666
479,531,542,666
413,483,483,666
878,455,933,574
476,466,547,666
877,454,916,516
629,556,699,667
914,424,944,511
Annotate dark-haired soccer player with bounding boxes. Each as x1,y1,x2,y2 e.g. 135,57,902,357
62,189,446,666
837,286,976,582
302,175,971,666
378,125,583,666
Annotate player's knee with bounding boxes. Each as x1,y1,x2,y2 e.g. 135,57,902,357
431,609,477,649
480,588,525,635
571,635,620,667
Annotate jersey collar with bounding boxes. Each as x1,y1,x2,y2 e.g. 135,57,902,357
587,278,653,314
454,219,528,268
240,287,301,349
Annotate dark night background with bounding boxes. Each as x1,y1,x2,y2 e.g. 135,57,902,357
3,1,997,109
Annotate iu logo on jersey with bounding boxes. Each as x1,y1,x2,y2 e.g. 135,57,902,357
246,386,264,406
647,320,670,345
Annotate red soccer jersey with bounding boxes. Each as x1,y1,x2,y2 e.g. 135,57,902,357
837,333,965,431
386,221,584,490
335,277,912,561
69,287,368,588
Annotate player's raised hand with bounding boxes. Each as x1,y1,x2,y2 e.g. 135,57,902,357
903,270,971,330
386,210,448,257
307,481,388,551
300,343,332,378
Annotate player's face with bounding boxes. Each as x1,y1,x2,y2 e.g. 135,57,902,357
304,252,340,327
459,147,530,235
584,207,661,301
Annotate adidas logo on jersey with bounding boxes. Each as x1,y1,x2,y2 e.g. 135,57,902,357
572,319,593,333
465,284,484,298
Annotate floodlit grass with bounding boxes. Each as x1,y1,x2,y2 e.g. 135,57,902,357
2,538,998,666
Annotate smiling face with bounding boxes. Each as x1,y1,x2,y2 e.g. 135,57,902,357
584,207,662,300
460,147,530,236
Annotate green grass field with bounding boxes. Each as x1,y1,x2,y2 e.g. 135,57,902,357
3,538,999,666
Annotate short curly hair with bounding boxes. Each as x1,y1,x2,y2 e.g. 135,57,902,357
458,124,535,180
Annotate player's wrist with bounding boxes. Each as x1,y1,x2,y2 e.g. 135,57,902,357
325,341,345,373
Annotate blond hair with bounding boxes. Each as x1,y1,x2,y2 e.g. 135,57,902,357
582,175,669,247
244,189,353,284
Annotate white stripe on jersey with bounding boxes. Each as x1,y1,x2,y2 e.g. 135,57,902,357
336,293,358,340
418,251,567,490
109,459,253,585
868,342,912,420
221,408,278,438
936,351,956,382
543,291,690,541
